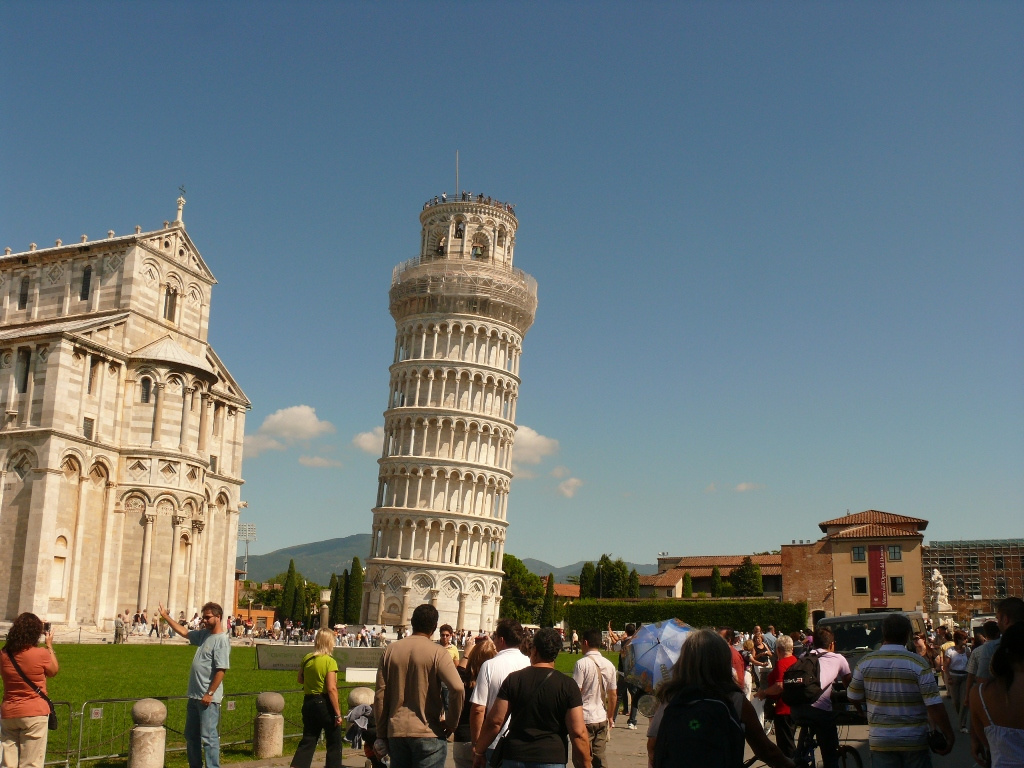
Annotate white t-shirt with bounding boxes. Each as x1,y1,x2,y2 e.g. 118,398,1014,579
945,646,969,674
470,647,531,748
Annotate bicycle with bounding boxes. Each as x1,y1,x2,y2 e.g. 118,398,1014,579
789,717,862,768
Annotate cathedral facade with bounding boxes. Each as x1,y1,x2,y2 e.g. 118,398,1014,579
361,193,537,631
0,199,249,629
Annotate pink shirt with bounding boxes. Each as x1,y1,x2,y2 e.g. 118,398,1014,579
811,650,851,711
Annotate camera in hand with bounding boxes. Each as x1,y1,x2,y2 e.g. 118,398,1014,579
43,622,51,633
928,729,948,753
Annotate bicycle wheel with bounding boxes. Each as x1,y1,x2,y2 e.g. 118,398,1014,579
837,745,862,768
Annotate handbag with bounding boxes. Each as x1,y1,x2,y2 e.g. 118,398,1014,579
489,670,554,768
5,648,58,730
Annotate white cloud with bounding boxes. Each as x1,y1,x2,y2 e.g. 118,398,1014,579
258,405,335,441
704,483,717,494
244,405,335,458
735,482,765,493
352,426,385,455
558,477,583,498
243,433,285,458
512,426,560,466
550,465,570,479
298,455,343,468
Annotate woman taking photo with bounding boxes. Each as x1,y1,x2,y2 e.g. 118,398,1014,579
290,628,342,768
1,613,59,768
646,629,794,768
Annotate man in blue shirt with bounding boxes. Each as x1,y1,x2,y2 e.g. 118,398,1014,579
160,601,231,768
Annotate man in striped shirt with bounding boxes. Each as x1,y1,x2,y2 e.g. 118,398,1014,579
847,613,954,767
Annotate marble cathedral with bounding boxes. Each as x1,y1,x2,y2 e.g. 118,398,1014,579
0,198,249,629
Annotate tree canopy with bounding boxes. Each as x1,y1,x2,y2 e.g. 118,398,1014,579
729,556,763,597
579,562,596,599
500,553,545,624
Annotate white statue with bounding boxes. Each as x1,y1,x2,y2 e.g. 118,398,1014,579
930,568,952,613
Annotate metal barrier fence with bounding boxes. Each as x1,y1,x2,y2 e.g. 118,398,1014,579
41,684,365,768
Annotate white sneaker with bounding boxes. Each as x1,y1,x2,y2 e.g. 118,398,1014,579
627,723,637,730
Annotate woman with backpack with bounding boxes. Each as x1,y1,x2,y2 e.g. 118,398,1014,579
646,629,794,768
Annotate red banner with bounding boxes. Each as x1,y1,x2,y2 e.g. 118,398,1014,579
868,545,888,608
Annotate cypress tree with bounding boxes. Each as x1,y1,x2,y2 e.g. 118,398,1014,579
280,559,297,621
327,573,339,626
579,562,596,600
628,568,640,598
345,557,364,623
710,566,723,598
541,574,556,627
682,571,693,598
291,580,307,625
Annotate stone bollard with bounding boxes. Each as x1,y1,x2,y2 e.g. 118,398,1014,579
253,692,286,759
348,687,373,708
128,699,166,768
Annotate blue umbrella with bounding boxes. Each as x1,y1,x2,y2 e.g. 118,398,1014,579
621,618,695,693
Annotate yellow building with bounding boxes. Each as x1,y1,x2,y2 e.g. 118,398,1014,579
782,510,927,617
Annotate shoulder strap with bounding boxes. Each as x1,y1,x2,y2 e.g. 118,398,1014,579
4,648,53,707
591,656,607,704
978,681,994,726
502,669,555,731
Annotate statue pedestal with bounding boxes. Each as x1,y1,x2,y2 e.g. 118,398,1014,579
934,610,957,629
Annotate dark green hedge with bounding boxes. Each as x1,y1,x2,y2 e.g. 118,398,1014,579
563,599,807,634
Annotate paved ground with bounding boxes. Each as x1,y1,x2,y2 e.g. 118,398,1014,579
233,693,977,767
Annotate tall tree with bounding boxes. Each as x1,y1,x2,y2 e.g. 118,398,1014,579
729,557,763,596
346,557,364,623
579,562,596,599
710,566,723,598
500,553,545,624
327,573,339,626
682,572,693,598
541,573,557,627
331,571,347,626
280,559,298,620
291,579,310,625
596,554,630,598
628,568,640,598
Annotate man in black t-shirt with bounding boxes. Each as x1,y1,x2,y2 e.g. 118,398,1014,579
473,628,592,768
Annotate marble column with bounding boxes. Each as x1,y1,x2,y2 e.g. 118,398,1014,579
167,515,185,616
138,514,156,611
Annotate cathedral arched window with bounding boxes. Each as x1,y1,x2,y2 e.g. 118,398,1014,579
163,285,177,322
80,266,92,301
454,221,465,239
140,377,152,403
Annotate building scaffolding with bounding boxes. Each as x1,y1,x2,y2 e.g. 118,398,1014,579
922,539,1024,620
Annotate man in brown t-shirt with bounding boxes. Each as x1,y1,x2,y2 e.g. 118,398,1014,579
373,603,465,768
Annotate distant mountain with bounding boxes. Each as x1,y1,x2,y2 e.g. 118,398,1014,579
238,537,657,588
237,534,372,585
522,558,659,583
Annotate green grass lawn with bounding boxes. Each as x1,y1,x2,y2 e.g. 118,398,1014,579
28,643,618,767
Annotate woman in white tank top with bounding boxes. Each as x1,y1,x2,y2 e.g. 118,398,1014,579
970,623,1024,767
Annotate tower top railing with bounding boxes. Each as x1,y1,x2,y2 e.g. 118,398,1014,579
422,193,517,218
391,255,537,295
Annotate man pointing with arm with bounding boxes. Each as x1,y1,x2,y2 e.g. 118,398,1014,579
159,601,231,768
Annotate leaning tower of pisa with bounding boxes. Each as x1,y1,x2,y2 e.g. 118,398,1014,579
360,192,538,632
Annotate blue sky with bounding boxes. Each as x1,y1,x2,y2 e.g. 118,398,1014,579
2,2,1021,566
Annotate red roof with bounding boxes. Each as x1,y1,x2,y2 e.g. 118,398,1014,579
541,577,580,599
819,510,928,531
671,554,781,568
640,561,781,588
828,523,923,540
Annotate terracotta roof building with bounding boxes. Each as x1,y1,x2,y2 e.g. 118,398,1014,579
782,510,928,618
639,553,782,598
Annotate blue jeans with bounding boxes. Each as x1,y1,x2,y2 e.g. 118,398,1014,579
502,761,565,768
185,698,221,768
870,750,932,768
388,737,447,768
792,705,839,768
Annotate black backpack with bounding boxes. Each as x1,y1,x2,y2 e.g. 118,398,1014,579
653,687,745,768
781,651,823,707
